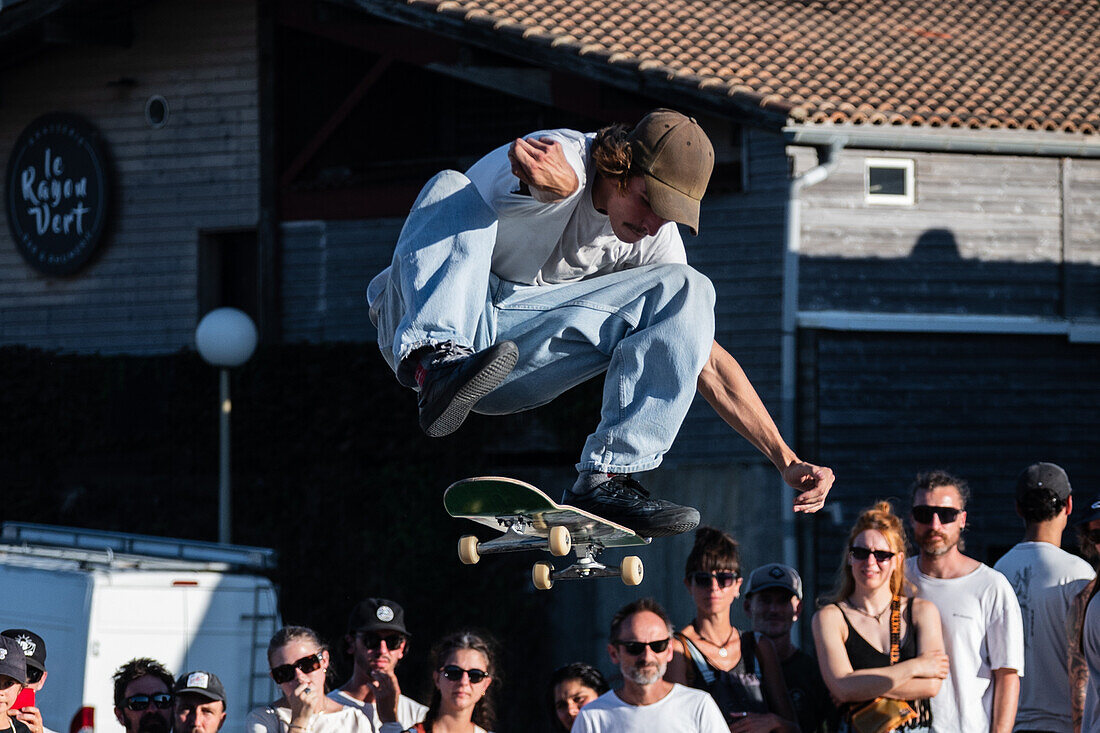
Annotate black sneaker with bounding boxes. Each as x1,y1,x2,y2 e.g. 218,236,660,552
417,341,518,437
562,473,700,537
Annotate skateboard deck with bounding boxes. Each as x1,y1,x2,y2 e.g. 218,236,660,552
444,476,650,589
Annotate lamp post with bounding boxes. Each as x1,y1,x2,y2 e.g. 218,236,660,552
195,308,258,544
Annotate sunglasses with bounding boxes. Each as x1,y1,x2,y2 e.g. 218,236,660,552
849,546,896,563
270,653,323,684
689,571,739,588
125,693,174,712
25,667,43,685
911,505,961,524
439,665,489,684
361,632,405,651
614,638,671,655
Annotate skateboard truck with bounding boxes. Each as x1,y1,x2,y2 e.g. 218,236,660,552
532,543,645,590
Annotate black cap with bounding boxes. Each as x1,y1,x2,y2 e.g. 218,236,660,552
0,636,27,685
1,629,45,673
174,671,226,703
1017,462,1072,503
347,598,409,636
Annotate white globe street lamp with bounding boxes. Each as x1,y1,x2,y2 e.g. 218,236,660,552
195,307,258,544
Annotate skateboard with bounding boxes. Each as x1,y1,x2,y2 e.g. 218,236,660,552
444,476,651,590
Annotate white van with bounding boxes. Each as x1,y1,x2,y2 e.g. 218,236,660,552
0,523,282,733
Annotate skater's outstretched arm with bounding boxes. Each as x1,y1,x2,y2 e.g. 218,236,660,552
697,340,835,513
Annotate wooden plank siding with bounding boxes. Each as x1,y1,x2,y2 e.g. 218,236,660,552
795,148,1068,316
805,330,1100,601
280,218,401,343
674,127,789,466
0,0,259,354
1066,159,1100,319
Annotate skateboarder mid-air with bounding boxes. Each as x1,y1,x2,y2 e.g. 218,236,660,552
367,109,834,537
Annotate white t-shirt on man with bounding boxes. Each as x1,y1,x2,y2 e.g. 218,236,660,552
464,128,686,286
328,688,427,732
906,558,1025,733
570,683,727,732
994,541,1095,732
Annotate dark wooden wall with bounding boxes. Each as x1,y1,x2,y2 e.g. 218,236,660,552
0,0,259,353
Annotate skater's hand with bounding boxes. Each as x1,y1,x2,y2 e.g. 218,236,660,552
508,137,578,202
369,668,401,723
784,461,834,513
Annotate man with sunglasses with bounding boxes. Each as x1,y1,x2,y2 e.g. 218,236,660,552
993,463,1094,733
904,470,1024,733
572,598,726,732
1,630,56,733
111,658,174,733
329,599,426,731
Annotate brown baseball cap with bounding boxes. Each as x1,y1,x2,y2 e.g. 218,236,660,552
627,109,714,235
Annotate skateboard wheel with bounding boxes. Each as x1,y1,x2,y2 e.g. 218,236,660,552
621,556,643,586
548,526,572,557
458,535,480,565
532,561,554,590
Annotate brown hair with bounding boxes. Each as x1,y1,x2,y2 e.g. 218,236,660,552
591,123,635,193
683,525,740,578
830,501,911,602
267,625,326,664
422,630,499,732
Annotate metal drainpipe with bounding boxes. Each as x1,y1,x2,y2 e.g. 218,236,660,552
780,137,845,573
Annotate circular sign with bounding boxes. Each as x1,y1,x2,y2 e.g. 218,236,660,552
5,112,111,276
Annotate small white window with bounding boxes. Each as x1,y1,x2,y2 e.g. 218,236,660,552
865,158,914,205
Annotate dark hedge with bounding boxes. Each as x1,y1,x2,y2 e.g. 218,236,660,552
0,343,602,731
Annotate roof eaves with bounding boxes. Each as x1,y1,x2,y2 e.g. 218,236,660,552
340,0,794,128
785,122,1100,158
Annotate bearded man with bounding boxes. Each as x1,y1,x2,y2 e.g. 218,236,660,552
904,470,1024,733
572,598,725,732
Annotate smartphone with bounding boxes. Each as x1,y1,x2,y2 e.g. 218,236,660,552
13,687,34,710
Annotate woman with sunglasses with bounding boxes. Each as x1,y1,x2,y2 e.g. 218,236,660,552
547,662,608,732
374,630,498,733
812,501,948,732
247,626,372,733
666,526,798,731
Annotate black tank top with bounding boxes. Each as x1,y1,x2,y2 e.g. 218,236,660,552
834,601,932,730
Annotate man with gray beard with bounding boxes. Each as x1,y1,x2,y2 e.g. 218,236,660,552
572,598,726,732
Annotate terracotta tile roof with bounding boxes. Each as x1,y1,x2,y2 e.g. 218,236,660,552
389,0,1100,135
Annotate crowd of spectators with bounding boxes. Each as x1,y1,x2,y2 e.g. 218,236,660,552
3,462,1100,732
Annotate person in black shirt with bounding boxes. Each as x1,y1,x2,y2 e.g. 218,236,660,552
743,563,838,732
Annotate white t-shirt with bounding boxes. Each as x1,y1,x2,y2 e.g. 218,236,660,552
1081,592,1100,732
246,705,375,733
465,128,687,285
994,541,1095,732
328,689,427,732
905,558,1025,733
570,684,727,732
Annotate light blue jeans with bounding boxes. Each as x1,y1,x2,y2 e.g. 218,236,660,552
369,170,716,473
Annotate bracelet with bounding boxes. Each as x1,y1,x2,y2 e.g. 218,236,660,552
288,725,307,731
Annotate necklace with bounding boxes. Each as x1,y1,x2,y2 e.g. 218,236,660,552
694,626,737,657
847,599,890,622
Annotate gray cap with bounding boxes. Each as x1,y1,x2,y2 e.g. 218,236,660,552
743,563,803,600
0,636,28,684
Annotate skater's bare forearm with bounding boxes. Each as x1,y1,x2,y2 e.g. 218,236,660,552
698,341,835,512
